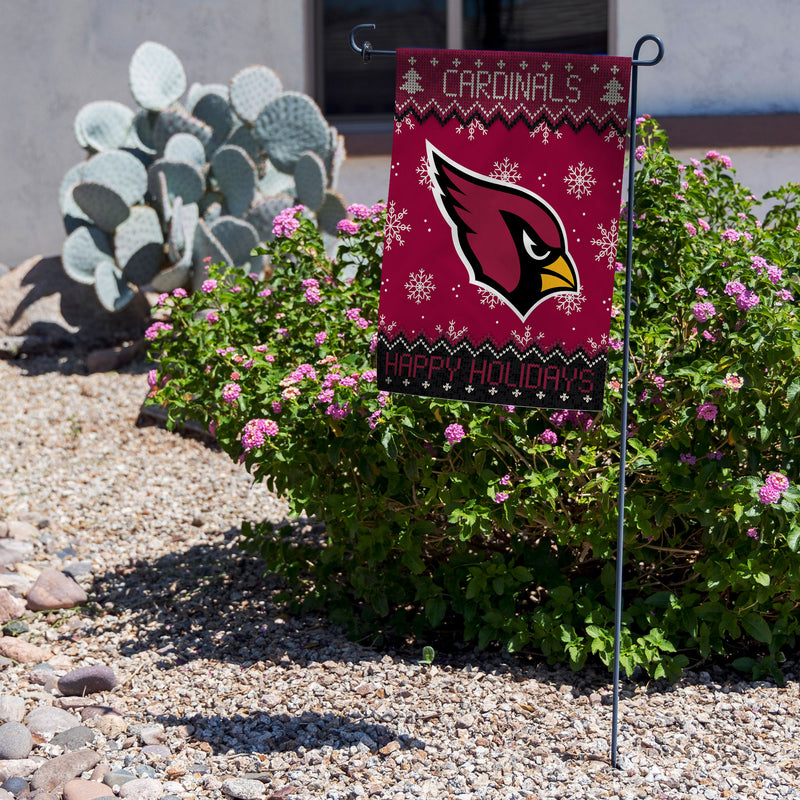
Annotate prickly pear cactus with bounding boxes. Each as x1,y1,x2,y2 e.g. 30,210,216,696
60,41,347,312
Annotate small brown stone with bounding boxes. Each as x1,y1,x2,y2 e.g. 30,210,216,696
0,588,26,624
26,568,87,612
0,635,51,663
6,520,38,540
379,741,401,756
62,778,113,800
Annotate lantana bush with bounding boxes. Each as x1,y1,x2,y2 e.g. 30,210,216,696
148,118,800,681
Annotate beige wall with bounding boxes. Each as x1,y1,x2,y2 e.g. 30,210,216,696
0,0,307,268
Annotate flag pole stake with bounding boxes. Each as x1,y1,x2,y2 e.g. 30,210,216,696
612,33,664,770
348,24,664,770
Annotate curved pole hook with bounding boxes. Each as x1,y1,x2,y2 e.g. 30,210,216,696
349,23,396,62
632,34,664,67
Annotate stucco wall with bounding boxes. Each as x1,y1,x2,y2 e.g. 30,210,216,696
613,0,800,116
0,0,307,268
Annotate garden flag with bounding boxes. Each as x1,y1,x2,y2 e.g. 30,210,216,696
376,48,632,410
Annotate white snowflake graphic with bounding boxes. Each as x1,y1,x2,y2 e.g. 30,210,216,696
455,120,487,140
512,326,534,348
604,129,626,150
489,157,522,184
416,155,434,189
436,320,468,342
564,162,596,199
591,219,619,269
530,122,563,145
477,287,502,309
556,289,586,315
405,268,436,304
394,116,415,135
378,315,397,334
384,201,411,249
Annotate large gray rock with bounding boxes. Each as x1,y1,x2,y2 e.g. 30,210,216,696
30,749,100,792
0,255,150,352
0,721,33,760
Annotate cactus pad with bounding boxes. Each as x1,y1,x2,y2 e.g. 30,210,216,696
192,92,234,150
115,205,165,286
95,261,136,311
148,158,205,206
59,163,89,221
209,216,258,266
229,65,283,124
82,149,148,206
62,225,114,285
224,124,263,163
163,132,207,167
193,218,233,289
254,92,330,174
129,41,187,112
258,165,295,198
325,128,347,188
72,181,131,233
186,82,229,111
149,262,193,293
129,110,158,154
74,100,135,152
316,190,349,236
153,106,213,155
211,145,256,217
294,151,327,211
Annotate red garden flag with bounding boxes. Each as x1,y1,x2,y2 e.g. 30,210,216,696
377,48,632,410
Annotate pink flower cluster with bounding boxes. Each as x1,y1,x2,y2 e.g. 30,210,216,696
444,423,465,445
705,150,733,169
222,382,241,404
724,280,745,296
723,373,743,390
735,290,759,311
314,331,327,345
679,453,696,466
272,205,304,238
302,278,321,305
549,409,594,430
241,418,279,451
691,302,716,322
757,472,791,504
347,202,386,221
337,218,360,235
201,279,218,293
144,321,173,341
540,429,558,444
281,363,317,387
696,402,718,421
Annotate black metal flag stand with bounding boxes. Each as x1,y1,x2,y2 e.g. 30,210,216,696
348,24,664,768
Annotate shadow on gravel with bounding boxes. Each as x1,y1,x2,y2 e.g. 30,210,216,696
89,516,785,706
90,524,358,670
156,708,426,756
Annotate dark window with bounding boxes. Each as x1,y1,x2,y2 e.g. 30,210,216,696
319,1,447,118
463,0,608,54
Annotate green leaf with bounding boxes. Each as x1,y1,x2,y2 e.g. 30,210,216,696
741,613,772,644
425,597,447,627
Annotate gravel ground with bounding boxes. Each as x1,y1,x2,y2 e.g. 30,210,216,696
0,351,799,800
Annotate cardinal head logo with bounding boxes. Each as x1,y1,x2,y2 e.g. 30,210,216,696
426,141,578,320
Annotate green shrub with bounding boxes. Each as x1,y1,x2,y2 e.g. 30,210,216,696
147,118,800,682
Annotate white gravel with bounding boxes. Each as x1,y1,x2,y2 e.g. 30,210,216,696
0,351,799,799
